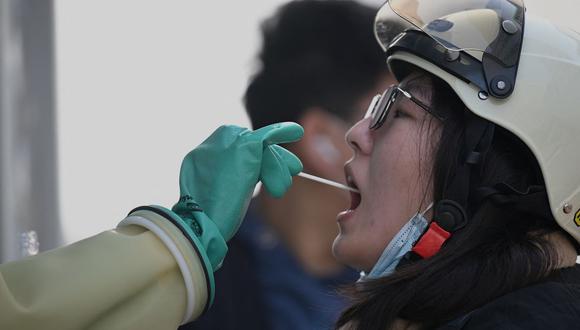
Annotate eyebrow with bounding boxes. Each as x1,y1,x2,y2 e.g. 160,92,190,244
401,76,433,104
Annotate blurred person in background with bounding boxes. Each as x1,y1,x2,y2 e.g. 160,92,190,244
183,1,403,329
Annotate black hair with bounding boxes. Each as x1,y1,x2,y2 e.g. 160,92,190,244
335,70,566,329
244,0,405,129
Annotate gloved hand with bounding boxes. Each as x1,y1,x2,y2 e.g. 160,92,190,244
123,123,303,312
171,122,303,268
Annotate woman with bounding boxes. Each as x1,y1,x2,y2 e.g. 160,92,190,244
333,0,580,329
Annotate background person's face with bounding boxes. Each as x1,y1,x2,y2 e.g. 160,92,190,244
332,76,439,272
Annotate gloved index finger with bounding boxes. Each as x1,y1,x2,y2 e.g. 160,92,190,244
252,122,304,145
270,145,303,175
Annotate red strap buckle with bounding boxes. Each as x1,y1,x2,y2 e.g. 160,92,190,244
411,222,451,259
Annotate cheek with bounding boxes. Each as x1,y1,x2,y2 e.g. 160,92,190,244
368,127,423,217
345,127,430,267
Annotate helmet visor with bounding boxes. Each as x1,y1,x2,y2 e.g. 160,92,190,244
375,0,525,67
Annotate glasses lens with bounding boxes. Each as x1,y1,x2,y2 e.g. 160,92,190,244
370,86,397,129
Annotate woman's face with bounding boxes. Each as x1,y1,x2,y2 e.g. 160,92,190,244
332,74,441,272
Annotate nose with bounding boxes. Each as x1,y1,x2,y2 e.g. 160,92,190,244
345,117,373,156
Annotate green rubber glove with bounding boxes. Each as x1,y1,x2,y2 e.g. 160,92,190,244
172,122,303,268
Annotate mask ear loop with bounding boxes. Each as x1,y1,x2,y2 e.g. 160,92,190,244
420,202,434,217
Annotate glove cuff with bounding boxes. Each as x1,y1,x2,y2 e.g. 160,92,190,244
119,205,217,323
172,197,229,269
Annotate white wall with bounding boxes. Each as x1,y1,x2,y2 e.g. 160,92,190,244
56,0,579,243
56,1,289,242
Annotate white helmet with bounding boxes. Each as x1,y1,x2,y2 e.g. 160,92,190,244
375,0,580,242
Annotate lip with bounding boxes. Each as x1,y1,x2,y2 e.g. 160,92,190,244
337,209,356,223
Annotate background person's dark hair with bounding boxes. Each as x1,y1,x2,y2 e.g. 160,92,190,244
244,0,403,129
335,71,568,330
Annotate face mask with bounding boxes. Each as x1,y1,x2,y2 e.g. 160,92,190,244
360,203,433,280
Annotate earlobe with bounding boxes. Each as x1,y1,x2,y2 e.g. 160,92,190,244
298,107,348,176
313,134,341,164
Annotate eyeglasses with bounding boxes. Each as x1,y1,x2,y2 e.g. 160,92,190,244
365,85,441,130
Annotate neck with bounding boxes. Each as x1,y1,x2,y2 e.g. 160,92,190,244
255,179,349,277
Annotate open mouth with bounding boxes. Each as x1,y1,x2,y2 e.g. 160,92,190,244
346,175,361,210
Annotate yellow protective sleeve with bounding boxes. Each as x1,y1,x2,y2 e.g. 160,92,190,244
0,214,208,330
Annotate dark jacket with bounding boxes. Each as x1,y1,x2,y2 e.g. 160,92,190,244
180,209,356,330
181,235,268,329
438,264,580,329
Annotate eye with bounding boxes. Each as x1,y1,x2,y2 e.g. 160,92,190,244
393,109,406,118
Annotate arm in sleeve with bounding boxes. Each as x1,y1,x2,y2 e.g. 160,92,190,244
0,209,211,330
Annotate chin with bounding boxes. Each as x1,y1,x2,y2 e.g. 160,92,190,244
332,234,364,271
331,234,347,263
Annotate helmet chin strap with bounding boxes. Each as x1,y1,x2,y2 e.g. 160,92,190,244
445,113,496,210
397,114,496,268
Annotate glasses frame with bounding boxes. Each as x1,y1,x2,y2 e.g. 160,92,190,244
366,85,442,130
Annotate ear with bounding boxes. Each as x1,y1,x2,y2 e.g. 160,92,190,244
297,108,352,181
